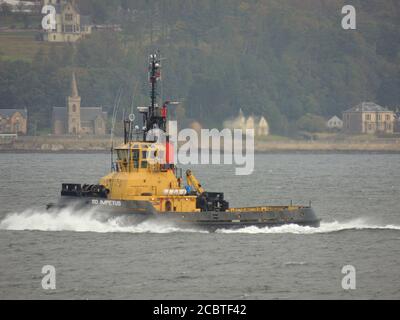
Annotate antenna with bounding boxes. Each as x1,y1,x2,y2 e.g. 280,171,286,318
146,52,162,132
110,87,122,171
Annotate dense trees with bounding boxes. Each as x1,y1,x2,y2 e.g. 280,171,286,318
0,0,399,135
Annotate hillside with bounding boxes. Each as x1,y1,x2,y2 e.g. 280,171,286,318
0,0,399,134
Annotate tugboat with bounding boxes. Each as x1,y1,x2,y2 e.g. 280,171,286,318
47,53,320,230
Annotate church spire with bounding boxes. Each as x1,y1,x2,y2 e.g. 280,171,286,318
71,72,79,98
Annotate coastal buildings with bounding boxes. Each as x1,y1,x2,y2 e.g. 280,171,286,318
326,116,343,130
258,116,269,136
0,0,40,13
42,0,92,42
342,102,395,134
223,109,269,137
52,72,107,135
0,108,28,134
395,110,400,133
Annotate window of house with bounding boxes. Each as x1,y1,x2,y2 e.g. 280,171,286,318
366,114,371,121
65,14,73,21
378,114,381,121
386,115,390,121
141,161,148,168
72,104,76,112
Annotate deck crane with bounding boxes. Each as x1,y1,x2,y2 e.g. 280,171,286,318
185,169,205,195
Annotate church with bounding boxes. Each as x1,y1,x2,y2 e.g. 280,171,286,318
52,73,107,135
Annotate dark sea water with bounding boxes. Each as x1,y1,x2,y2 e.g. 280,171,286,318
0,152,399,299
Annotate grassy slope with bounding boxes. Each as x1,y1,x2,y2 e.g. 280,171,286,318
0,31,63,61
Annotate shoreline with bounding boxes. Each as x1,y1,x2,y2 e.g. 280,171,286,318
1,147,400,154
1,136,400,154
1,151,400,154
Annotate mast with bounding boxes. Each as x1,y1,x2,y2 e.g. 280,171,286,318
146,52,162,132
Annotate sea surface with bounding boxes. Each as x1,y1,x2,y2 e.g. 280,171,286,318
0,152,399,299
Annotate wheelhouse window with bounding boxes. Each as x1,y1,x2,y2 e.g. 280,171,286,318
132,149,139,160
116,150,128,162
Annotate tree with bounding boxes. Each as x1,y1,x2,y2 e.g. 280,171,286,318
296,114,326,133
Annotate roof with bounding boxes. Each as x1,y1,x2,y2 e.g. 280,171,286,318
327,116,343,122
70,72,79,97
0,108,28,118
344,102,391,113
61,0,80,14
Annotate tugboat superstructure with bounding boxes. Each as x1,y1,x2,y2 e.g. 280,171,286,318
49,53,320,230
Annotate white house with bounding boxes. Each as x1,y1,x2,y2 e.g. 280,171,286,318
258,116,269,136
223,109,269,137
326,116,343,130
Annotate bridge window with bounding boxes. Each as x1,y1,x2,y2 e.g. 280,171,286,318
116,150,128,161
132,149,139,160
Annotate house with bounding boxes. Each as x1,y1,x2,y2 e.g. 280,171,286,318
42,0,92,42
52,72,107,135
0,108,28,134
394,110,400,133
258,116,269,136
223,109,269,137
326,116,343,130
0,0,39,13
342,102,395,134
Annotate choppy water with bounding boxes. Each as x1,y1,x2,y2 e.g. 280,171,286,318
0,153,400,299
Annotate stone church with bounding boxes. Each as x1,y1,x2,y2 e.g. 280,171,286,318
52,73,107,135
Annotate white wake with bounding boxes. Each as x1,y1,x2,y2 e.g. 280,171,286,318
0,207,205,234
216,218,400,234
1,209,399,235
